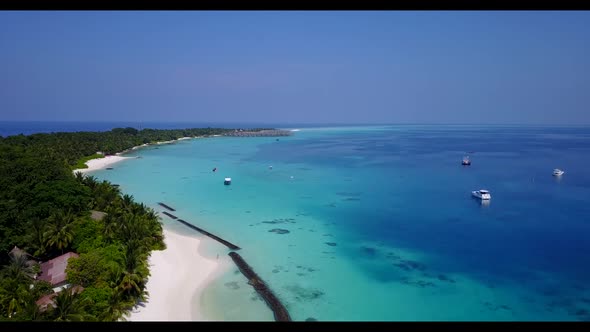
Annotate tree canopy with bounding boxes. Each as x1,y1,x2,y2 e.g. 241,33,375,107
0,126,238,321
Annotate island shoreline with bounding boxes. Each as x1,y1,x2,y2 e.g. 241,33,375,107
126,228,224,321
73,129,292,321
72,136,201,174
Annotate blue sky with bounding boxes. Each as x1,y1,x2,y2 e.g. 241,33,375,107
0,11,589,124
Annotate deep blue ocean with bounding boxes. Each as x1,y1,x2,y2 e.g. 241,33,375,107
6,121,590,320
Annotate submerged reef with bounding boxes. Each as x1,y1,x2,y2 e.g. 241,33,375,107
269,228,290,234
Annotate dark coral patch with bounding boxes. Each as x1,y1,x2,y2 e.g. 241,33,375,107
269,228,290,234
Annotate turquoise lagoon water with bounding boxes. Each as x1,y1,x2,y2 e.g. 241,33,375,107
89,125,590,321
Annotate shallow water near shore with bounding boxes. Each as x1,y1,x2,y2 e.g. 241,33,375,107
90,125,590,321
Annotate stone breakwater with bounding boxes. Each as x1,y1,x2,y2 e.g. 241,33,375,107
223,130,293,137
228,252,291,321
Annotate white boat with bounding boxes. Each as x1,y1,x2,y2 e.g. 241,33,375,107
472,189,491,200
224,177,232,185
553,169,564,176
462,156,471,165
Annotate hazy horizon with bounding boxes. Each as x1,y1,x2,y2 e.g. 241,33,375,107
3,120,590,128
1,11,589,125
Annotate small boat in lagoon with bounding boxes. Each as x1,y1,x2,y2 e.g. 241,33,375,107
472,189,491,200
553,169,564,176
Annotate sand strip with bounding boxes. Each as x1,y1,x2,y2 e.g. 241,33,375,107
126,229,220,321
72,155,133,174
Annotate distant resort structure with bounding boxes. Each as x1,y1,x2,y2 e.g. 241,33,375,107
223,129,292,137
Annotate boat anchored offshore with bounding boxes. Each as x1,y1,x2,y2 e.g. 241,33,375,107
224,177,232,185
462,156,471,165
472,189,491,200
553,169,564,176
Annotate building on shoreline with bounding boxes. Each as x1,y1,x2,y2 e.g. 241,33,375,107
223,129,292,137
37,252,80,293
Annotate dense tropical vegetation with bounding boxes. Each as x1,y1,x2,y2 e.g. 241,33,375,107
0,127,235,321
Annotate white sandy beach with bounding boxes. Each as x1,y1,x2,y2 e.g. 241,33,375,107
131,143,150,150
155,140,176,145
126,229,220,321
72,155,133,174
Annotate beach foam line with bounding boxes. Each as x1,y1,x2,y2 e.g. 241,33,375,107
126,229,220,321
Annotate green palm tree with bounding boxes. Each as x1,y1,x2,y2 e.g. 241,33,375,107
0,284,29,319
43,210,76,254
90,181,121,211
117,270,142,297
120,194,135,213
74,171,85,183
120,215,144,243
136,203,148,215
102,214,118,242
82,175,98,189
4,249,36,283
144,207,159,222
50,288,95,321
81,176,99,208
102,209,135,243
123,243,148,273
117,248,149,299
139,208,165,250
101,289,132,321
13,291,44,321
24,217,47,257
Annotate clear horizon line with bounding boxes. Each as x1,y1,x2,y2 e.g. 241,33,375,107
2,120,590,127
